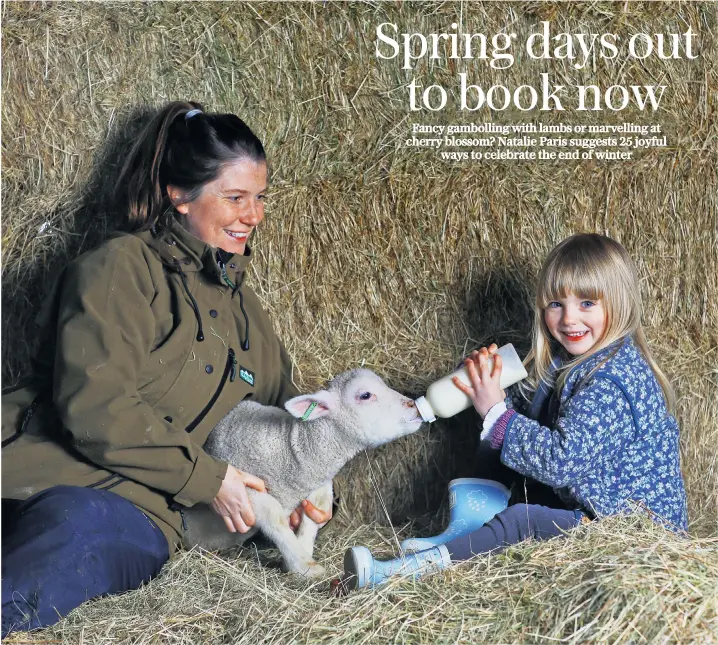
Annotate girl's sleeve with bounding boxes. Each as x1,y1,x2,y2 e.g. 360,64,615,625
493,377,635,488
52,245,227,507
479,383,529,441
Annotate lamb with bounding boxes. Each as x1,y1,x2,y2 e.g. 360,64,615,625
183,368,424,578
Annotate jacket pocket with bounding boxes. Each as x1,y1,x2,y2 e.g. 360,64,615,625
184,348,235,433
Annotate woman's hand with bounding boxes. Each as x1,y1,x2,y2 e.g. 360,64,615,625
289,499,332,532
210,464,266,534
453,344,506,418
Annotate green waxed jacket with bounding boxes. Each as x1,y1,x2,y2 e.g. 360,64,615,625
1,220,298,553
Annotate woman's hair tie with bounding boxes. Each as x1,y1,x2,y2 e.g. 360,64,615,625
185,108,203,120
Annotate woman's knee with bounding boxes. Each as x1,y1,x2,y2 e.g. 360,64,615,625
5,484,169,581
16,485,114,528
2,486,169,637
11,486,168,558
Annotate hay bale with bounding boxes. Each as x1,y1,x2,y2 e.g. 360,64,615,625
4,0,715,534
2,2,717,641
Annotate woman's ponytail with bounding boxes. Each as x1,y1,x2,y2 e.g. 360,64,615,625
115,100,264,233
116,101,201,231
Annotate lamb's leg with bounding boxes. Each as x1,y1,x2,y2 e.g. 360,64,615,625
295,481,333,559
249,490,326,579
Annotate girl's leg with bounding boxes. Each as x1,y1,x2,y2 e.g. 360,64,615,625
445,503,585,561
1,485,170,637
340,504,586,592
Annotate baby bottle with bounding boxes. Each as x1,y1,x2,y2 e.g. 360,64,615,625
414,343,528,422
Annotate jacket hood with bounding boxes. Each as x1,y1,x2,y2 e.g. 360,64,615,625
138,218,254,349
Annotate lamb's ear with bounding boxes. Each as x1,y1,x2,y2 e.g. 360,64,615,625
284,391,339,420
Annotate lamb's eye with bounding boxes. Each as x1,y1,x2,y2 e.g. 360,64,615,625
359,392,372,401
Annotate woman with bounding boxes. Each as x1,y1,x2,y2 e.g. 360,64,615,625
1,101,329,636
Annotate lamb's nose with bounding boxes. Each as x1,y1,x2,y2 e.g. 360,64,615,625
403,398,415,408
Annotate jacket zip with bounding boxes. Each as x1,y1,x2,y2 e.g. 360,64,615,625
102,476,128,491
217,259,236,290
218,256,250,351
88,473,118,488
3,393,128,491
184,347,236,433
170,348,234,527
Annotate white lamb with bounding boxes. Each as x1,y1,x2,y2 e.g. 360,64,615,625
183,368,424,578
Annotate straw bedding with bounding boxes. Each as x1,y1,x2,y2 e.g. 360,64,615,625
8,517,718,645
2,2,716,643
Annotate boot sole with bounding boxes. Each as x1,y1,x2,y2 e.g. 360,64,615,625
343,546,374,590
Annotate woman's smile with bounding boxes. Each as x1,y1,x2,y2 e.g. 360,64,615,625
224,229,251,242
169,159,267,255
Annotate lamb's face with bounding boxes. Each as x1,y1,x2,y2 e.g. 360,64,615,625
284,369,424,448
336,370,424,448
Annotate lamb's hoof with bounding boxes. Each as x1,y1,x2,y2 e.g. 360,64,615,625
306,561,327,579
296,560,326,580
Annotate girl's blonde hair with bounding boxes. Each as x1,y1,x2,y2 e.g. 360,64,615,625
525,233,675,412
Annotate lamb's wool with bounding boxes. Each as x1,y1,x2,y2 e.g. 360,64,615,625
183,369,424,576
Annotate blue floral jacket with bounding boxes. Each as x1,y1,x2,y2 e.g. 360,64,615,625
499,337,688,531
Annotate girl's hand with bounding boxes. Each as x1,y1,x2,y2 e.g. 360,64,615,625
210,464,266,534
289,499,333,531
453,344,506,418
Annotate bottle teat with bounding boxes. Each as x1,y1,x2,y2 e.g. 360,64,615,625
414,396,436,423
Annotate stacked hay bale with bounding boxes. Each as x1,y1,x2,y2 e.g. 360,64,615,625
2,3,716,642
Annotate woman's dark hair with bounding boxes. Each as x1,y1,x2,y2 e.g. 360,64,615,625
116,101,265,231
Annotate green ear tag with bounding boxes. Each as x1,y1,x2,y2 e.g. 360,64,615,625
301,401,319,421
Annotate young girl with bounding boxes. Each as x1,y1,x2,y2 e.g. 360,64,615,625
341,233,688,590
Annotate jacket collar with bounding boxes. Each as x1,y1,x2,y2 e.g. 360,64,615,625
143,218,252,285
529,337,630,410
564,336,630,384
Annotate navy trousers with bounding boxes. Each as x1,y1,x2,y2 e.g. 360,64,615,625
445,503,585,561
2,485,170,637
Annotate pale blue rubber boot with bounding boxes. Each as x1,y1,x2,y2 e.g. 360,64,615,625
400,478,511,553
343,544,451,591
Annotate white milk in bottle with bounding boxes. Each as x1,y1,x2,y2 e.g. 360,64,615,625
415,343,528,422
